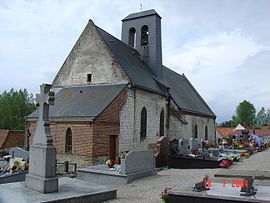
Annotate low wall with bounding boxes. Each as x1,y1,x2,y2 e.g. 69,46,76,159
0,172,27,184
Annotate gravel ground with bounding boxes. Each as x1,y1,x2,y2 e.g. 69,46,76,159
105,168,221,203
105,149,270,203
228,149,270,171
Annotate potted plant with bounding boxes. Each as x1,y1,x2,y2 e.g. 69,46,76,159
105,159,114,168
159,187,171,203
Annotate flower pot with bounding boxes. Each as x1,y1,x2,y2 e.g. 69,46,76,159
108,163,114,168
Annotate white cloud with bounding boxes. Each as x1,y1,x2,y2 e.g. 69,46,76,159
165,29,267,74
0,0,270,123
162,28,270,122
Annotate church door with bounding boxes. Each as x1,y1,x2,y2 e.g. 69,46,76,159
109,135,117,161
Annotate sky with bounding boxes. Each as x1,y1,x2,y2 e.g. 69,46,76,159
0,0,269,123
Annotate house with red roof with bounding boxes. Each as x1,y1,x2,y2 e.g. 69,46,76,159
217,126,270,142
0,130,24,150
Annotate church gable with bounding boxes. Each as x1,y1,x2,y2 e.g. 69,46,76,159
52,20,130,87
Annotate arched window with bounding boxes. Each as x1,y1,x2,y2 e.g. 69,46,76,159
141,25,149,46
140,107,147,140
159,109,165,137
129,27,136,48
193,124,198,139
205,125,208,140
65,127,72,153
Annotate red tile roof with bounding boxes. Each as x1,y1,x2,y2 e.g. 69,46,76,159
252,129,270,136
217,127,234,138
0,130,9,148
217,126,270,138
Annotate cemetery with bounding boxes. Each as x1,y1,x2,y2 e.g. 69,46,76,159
167,124,270,170
166,128,270,203
77,150,157,185
0,84,117,203
1,110,270,203
168,138,223,169
0,147,29,184
0,6,270,203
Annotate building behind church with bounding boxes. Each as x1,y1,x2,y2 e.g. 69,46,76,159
26,9,216,166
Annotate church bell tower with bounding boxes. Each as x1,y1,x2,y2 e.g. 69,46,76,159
121,9,163,79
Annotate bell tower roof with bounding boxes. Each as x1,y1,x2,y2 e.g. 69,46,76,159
121,9,163,79
122,9,161,21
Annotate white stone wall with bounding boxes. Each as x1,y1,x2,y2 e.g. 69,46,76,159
119,88,167,152
52,20,129,87
167,100,216,143
168,113,216,143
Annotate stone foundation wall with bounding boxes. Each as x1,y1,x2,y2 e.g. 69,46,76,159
56,153,87,168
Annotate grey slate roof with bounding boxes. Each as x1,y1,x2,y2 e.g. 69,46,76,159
27,83,127,121
122,9,161,21
162,66,216,117
96,26,167,95
96,24,216,118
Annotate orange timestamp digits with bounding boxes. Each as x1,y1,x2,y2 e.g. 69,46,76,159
204,179,248,188
231,179,248,188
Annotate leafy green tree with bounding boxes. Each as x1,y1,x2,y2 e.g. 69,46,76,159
0,89,36,130
219,120,236,127
255,107,267,125
266,109,270,125
233,100,256,127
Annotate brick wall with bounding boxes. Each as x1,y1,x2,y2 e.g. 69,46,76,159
2,130,24,149
93,89,127,164
27,121,93,167
27,88,127,166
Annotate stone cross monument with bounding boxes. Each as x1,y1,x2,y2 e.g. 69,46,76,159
25,84,58,193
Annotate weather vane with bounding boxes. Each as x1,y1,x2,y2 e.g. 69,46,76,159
140,3,143,12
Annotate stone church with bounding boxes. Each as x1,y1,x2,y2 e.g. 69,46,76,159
27,9,216,166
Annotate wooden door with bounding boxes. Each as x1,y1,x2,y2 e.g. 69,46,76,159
109,135,117,161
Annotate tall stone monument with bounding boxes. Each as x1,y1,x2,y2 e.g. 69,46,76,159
25,84,58,193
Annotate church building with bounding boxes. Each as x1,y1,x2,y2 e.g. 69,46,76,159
27,9,216,166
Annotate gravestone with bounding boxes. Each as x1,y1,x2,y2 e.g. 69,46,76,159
120,150,156,176
178,139,184,155
178,139,190,156
240,176,257,196
25,84,58,193
169,138,179,155
209,148,220,157
155,136,168,167
190,138,200,150
192,174,210,192
201,140,210,159
9,147,29,161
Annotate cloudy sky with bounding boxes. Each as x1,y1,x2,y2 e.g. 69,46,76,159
0,0,269,123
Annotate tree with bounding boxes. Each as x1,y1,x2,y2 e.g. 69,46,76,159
255,107,267,125
233,100,256,127
219,120,236,127
0,89,36,130
266,109,270,125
